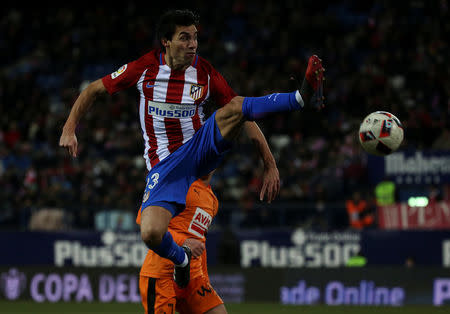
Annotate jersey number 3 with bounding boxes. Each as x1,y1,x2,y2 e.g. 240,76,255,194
146,173,159,190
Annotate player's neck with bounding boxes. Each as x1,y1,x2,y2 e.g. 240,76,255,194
164,54,189,71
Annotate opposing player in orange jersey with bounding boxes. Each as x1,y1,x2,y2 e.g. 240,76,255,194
136,171,226,314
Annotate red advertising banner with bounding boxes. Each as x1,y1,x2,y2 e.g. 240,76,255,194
378,201,450,230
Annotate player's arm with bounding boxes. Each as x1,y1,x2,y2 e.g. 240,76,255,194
244,121,280,203
59,79,107,157
209,66,280,202
171,231,205,258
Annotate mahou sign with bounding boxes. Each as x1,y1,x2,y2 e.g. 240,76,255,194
378,201,450,230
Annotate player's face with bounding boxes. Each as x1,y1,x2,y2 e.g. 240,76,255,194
164,25,198,69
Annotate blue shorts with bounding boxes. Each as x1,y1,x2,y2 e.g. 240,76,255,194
141,112,231,216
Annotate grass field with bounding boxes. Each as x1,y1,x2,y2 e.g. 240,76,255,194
1,301,449,314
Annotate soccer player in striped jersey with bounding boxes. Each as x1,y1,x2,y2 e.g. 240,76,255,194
59,9,324,288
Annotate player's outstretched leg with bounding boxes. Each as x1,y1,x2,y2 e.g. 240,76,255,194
240,55,325,120
174,245,192,288
215,55,325,141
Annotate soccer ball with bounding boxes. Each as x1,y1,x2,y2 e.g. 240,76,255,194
359,111,404,156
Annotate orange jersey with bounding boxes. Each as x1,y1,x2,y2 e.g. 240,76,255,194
136,179,218,279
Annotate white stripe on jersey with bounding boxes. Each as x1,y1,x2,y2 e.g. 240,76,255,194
205,74,211,102
153,65,172,162
181,66,198,143
181,67,197,104
152,64,171,102
137,70,152,170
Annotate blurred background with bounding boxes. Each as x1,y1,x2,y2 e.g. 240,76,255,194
0,0,449,311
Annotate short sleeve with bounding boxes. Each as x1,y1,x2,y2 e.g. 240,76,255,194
101,55,149,94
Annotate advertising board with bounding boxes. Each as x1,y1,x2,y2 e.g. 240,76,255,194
1,267,449,306
0,267,243,304
1,229,450,268
378,201,450,229
368,151,450,185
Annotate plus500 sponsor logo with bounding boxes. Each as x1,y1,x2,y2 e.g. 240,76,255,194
240,230,360,268
53,232,147,267
148,105,196,118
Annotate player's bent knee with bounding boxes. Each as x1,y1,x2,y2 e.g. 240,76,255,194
220,96,244,118
141,226,165,248
215,96,245,140
140,205,171,248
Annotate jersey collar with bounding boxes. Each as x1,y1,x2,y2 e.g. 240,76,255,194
160,52,198,68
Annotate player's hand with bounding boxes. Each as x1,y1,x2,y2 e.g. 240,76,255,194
183,238,205,258
260,166,280,204
59,130,78,158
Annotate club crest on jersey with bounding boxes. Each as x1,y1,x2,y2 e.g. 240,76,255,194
188,207,212,238
190,84,204,101
111,64,127,79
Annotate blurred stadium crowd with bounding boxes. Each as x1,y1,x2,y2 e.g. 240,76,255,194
1,1,449,231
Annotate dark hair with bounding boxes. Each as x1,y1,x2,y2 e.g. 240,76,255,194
156,9,199,51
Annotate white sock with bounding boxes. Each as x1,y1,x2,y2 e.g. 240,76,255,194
295,90,304,107
178,253,188,267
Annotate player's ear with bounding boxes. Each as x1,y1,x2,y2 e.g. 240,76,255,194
161,38,170,48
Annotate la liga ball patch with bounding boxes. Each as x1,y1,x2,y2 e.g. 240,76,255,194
111,64,127,79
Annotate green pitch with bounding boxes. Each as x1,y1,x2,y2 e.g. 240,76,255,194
1,301,449,313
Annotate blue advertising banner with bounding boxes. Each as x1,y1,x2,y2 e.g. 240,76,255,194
1,229,450,268
368,150,450,185
237,229,361,268
0,231,147,267
362,230,450,266
236,229,450,268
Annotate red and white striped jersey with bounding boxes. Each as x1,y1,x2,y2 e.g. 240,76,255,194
102,49,236,171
